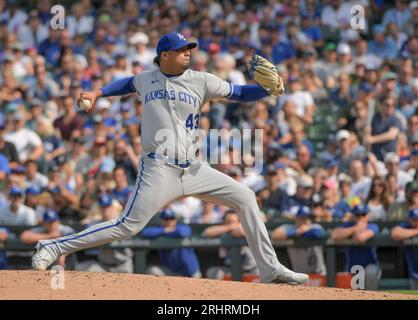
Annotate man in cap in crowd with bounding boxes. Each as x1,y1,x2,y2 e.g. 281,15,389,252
20,209,74,247
335,129,359,174
272,205,327,277
0,186,36,226
365,95,403,161
391,208,418,289
282,175,314,219
141,208,201,278
260,164,290,218
368,24,398,61
203,209,257,280
383,152,412,202
24,185,45,224
333,42,354,79
4,112,44,163
128,32,154,70
0,116,19,165
332,204,381,290
76,194,133,273
349,159,372,202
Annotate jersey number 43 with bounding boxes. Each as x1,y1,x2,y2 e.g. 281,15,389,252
185,113,200,130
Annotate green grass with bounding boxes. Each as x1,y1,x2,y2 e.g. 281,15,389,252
384,290,418,295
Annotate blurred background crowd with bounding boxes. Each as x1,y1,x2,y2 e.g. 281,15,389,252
0,0,417,287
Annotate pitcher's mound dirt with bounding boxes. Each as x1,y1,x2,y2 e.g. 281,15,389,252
0,270,416,300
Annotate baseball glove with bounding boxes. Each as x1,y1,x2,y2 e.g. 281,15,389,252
247,55,285,96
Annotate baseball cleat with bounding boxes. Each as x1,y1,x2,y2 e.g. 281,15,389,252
32,241,57,270
272,267,309,285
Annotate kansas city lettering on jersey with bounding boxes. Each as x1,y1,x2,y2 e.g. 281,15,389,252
144,90,197,107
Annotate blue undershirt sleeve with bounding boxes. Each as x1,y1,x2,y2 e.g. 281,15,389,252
101,76,137,97
228,84,270,102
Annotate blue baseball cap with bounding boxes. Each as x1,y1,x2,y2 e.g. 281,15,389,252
275,162,286,169
43,209,59,223
26,185,42,195
296,206,312,218
98,194,113,207
325,158,339,169
409,208,418,219
372,24,385,35
11,165,26,174
160,208,176,220
351,204,369,216
9,186,23,197
156,32,197,56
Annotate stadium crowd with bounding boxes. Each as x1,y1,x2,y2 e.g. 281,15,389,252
0,0,417,288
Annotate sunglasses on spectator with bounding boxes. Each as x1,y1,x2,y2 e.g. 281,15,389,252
162,217,175,220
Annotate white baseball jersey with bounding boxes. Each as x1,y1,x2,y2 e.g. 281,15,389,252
133,69,233,161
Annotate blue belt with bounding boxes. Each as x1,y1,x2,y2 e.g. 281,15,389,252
147,152,192,168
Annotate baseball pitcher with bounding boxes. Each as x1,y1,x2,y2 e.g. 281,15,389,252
32,32,308,285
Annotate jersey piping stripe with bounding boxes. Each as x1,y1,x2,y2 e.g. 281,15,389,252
42,157,145,247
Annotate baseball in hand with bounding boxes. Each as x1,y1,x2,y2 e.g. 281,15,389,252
79,98,91,110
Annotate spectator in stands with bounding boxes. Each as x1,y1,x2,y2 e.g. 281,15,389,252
112,139,138,185
319,178,339,222
20,209,74,267
282,175,314,219
111,166,132,207
333,173,353,221
365,95,403,161
349,159,372,201
274,161,297,196
260,164,289,217
24,160,48,190
383,152,412,202
75,194,133,273
365,177,392,221
0,117,19,165
53,95,84,142
368,24,398,61
391,208,418,289
280,76,315,125
335,129,355,173
203,209,258,280
141,208,201,278
4,112,43,163
272,205,326,276
382,0,412,31
0,186,36,226
24,185,45,223
331,204,381,290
